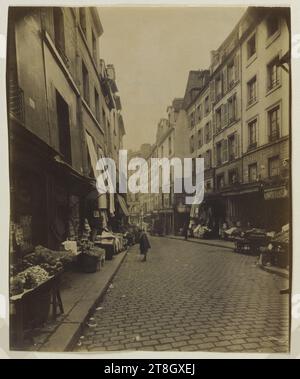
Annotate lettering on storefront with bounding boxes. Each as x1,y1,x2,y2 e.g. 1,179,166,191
264,187,288,200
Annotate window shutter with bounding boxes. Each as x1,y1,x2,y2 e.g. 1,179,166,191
235,134,239,158
221,105,225,129
223,66,227,94
213,145,217,167
212,112,216,134
234,94,239,120
222,139,228,163
224,103,228,127
210,79,215,104
234,53,240,81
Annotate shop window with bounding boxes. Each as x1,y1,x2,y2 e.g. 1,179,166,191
56,90,72,164
268,156,280,178
94,88,100,122
248,119,257,150
247,76,257,105
82,60,89,104
248,163,258,182
247,34,256,60
53,8,65,56
267,56,280,91
268,105,280,142
79,8,87,35
266,16,279,38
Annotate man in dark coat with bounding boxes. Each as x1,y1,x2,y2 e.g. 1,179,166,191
139,229,151,262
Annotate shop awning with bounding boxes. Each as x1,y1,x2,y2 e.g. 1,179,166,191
117,194,129,216
85,131,115,214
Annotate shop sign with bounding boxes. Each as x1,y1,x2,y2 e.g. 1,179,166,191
264,187,288,200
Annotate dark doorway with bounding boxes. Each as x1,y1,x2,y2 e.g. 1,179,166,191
56,90,72,164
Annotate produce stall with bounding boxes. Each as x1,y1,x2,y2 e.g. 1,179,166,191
9,245,75,348
260,225,290,269
234,228,270,256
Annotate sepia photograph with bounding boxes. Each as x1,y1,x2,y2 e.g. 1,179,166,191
5,4,292,355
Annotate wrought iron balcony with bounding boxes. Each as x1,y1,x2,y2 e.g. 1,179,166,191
8,78,25,123
269,130,280,142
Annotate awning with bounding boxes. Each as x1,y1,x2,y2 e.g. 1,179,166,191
85,131,115,214
117,194,129,216
85,132,98,178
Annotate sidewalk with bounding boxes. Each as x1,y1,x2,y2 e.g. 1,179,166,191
21,250,127,352
165,235,289,279
165,235,235,250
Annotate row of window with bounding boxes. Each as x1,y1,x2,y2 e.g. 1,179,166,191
247,55,281,108
216,155,281,191
190,102,281,168
247,15,280,61
247,104,281,151
213,54,239,103
190,122,212,153
189,95,210,128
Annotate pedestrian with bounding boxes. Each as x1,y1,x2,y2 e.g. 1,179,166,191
139,228,151,262
183,221,189,241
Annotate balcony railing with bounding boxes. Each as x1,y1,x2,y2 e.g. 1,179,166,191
8,78,25,123
269,130,280,142
248,96,257,106
268,79,280,91
248,142,257,151
228,80,235,90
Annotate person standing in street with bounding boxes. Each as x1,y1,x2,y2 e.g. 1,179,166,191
183,221,189,241
139,229,151,262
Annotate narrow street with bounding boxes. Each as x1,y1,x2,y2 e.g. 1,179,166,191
75,237,289,353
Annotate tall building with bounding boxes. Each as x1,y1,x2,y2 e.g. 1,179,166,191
7,7,127,254
139,7,290,236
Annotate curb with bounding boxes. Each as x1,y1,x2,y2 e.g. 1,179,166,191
164,235,235,251
66,249,128,352
38,249,128,352
258,263,289,279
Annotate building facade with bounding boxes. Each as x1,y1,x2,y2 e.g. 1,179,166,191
138,7,290,236
7,6,126,256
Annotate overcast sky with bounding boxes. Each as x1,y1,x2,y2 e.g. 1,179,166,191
98,6,246,151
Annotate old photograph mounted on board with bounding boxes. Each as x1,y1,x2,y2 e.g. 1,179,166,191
7,5,291,353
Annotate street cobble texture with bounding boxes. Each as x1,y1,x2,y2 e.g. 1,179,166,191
74,237,289,353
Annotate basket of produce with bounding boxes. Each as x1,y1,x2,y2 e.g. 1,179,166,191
77,239,105,273
10,265,52,329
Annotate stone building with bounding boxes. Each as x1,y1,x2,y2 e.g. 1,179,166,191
7,7,126,254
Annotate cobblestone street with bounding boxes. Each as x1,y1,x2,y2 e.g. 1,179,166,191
75,237,289,353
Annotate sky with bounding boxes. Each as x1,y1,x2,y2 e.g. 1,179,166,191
98,6,246,151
